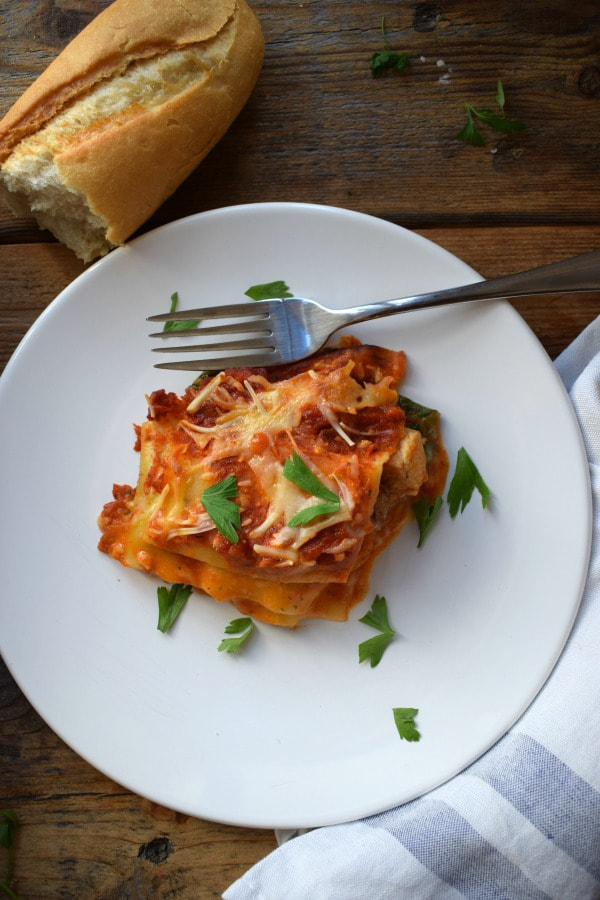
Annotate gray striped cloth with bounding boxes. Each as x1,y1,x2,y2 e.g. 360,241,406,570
225,316,600,900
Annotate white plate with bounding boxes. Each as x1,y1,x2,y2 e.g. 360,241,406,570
0,203,591,828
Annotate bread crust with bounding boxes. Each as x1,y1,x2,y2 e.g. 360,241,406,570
0,0,247,161
0,0,264,257
55,0,264,244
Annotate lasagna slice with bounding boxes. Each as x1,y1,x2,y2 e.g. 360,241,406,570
98,343,447,627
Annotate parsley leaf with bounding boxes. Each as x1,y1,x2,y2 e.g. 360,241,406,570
370,49,410,77
447,447,491,518
413,495,443,548
218,617,255,653
358,594,396,667
469,105,526,134
359,593,393,632
495,77,506,111
457,81,525,146
457,104,485,146
359,632,396,667
162,291,201,332
201,475,241,543
392,707,421,742
283,452,340,527
283,453,338,503
244,280,293,301
370,17,410,77
287,502,340,527
157,583,192,633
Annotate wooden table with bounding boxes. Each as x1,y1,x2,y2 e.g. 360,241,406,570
1,1,599,896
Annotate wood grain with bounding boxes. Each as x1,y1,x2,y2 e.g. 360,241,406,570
1,0,600,241
0,0,599,896
0,655,277,898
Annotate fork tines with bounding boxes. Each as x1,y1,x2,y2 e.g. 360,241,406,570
147,301,277,371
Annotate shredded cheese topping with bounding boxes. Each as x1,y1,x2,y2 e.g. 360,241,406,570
132,350,407,576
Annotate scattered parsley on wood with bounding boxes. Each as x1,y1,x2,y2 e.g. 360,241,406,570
392,707,421,742
218,617,255,653
495,78,506,110
283,452,340,526
162,291,201,332
457,79,525,146
412,496,443,548
457,104,486,147
358,594,397,667
245,280,293,301
0,810,18,899
447,447,491,518
370,17,410,77
157,583,192,633
201,475,241,543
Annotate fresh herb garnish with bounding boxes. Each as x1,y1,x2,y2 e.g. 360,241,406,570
201,475,241,543
457,79,525,146
162,291,201,332
218,617,255,653
157,583,192,633
370,16,410,77
286,502,340,528
457,104,486,147
392,707,421,742
283,452,340,527
244,280,293,301
447,447,490,518
358,594,396,667
412,496,443,548
0,809,17,899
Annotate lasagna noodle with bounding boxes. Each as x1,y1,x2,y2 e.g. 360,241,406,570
98,344,446,626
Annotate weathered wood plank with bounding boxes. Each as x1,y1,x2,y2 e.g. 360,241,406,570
1,0,600,240
418,224,600,357
0,653,277,897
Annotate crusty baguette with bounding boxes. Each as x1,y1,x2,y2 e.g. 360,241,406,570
0,0,264,262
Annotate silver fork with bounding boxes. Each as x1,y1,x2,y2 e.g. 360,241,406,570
147,250,600,370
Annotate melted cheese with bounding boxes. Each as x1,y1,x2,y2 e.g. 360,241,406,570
98,344,444,626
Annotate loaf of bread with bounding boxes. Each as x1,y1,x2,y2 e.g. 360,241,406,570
0,0,264,262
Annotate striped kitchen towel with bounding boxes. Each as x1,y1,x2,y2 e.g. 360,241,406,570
224,315,600,900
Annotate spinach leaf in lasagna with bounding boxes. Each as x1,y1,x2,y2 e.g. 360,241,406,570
218,617,255,654
283,452,340,526
447,447,490,518
397,394,442,463
201,475,242,543
157,583,192,633
358,594,397,667
412,495,443,548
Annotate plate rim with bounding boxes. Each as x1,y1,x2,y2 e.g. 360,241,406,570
0,201,592,828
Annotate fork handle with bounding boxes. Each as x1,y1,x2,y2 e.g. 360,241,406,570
339,249,600,326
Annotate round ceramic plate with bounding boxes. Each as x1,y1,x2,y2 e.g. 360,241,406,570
0,203,591,828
